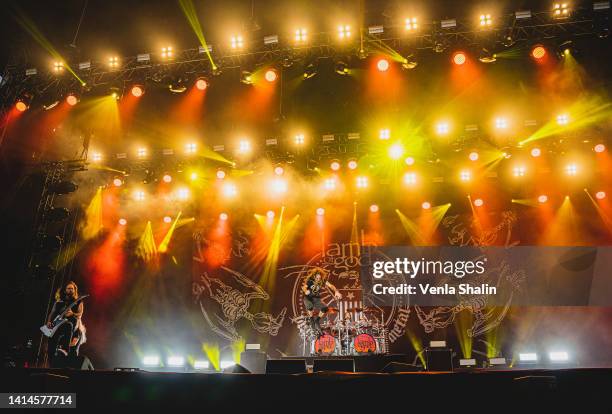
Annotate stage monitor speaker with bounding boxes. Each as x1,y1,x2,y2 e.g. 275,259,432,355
265,359,307,374
239,351,267,374
51,354,94,370
381,362,422,373
425,348,453,372
313,359,355,373
224,364,251,374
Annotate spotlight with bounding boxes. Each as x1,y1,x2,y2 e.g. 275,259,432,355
143,355,160,367
189,172,198,181
549,351,569,362
334,61,349,75
193,360,210,370
294,134,305,145
565,163,578,176
134,190,145,201
216,169,226,179
274,166,284,176
240,71,253,85
338,25,351,39
460,169,472,182
295,28,307,43
270,178,288,194
519,352,538,363
113,178,123,187
531,45,547,60
118,218,128,226
389,144,404,160
238,139,251,154
594,143,606,153
137,147,147,158
401,55,418,70
405,17,418,31
403,172,417,185
405,156,415,166
377,58,390,72
185,142,197,154
91,152,102,162
15,99,29,112
163,174,172,183
538,195,548,203
231,35,244,49
222,183,237,198
370,204,379,213
163,216,172,223
177,187,190,200
478,48,497,63
347,160,358,170
316,207,325,216
167,356,185,367
53,61,64,73
512,165,526,177
556,113,569,125
356,176,368,188
324,178,336,190
474,198,484,207
195,77,208,90
453,52,467,65
553,3,570,18
108,56,119,68
219,213,229,221
531,148,542,157
479,14,493,26
161,46,173,59
596,191,606,200
495,117,508,129
66,94,79,106
265,69,277,82
469,152,479,161
436,122,450,135
422,201,431,209
379,129,391,140
131,85,144,97
266,210,275,219
303,63,318,79
330,161,341,171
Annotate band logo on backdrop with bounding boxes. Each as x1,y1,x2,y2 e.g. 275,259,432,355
191,211,521,355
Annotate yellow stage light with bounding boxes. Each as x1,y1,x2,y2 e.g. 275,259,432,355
177,187,190,200
161,46,173,59
405,156,415,166
294,134,305,145
565,163,578,176
163,174,172,183
422,201,431,209
403,172,417,185
405,17,418,30
108,56,119,68
231,35,244,49
216,169,226,179
389,144,404,160
469,151,479,161
238,139,251,154
137,147,147,158
222,183,237,198
338,25,351,39
479,14,492,26
436,121,450,135
556,113,569,125
347,159,358,170
330,161,341,171
324,178,336,190
91,152,102,162
460,169,472,182
270,178,288,195
370,204,379,213
356,176,368,188
295,28,307,43
134,190,146,201
495,117,508,129
185,142,197,154
512,165,526,177
379,129,390,140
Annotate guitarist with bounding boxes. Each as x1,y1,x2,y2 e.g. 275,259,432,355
302,269,342,337
46,281,86,363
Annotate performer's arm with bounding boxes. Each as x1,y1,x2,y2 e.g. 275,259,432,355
46,302,58,327
65,302,83,319
325,281,342,299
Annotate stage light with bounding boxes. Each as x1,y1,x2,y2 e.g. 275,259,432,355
108,56,119,68
231,35,244,49
474,198,484,207
478,48,497,63
193,360,210,370
66,94,79,106
338,25,351,39
494,117,508,130
401,55,418,70
596,191,606,200
53,61,64,73
334,61,349,75
553,3,570,18
347,160,358,170
270,178,288,194
453,51,467,65
143,355,160,367
556,113,569,125
238,139,251,154
377,58,390,72
134,190,146,201
189,172,198,181
405,156,415,166
530,147,542,157
403,172,417,185
295,28,307,43
565,163,578,176
370,204,379,213
379,129,391,140
185,142,197,154
131,85,144,97
316,207,325,216
469,152,479,161
460,169,472,182
91,152,102,162
222,183,237,198
389,144,404,159
538,195,548,203
479,14,493,26
549,351,569,362
118,218,128,226
137,147,147,158
266,210,275,219
195,77,208,90
594,143,606,153
356,176,368,188
274,166,284,176
162,174,172,183
436,122,450,135
303,63,318,79
422,201,431,209
405,17,418,30
15,100,28,112
163,216,172,223
330,161,341,171
531,45,547,60
324,178,336,190
519,352,538,362
177,187,190,200
161,46,173,59
265,69,277,82
219,213,228,221
459,359,476,367
113,178,123,187
240,71,253,85
294,134,305,145
512,165,526,177
216,169,226,180
167,356,185,367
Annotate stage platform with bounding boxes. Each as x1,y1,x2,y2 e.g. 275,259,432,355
2,366,611,410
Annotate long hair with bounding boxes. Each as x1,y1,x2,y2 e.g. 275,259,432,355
55,281,79,302
305,267,328,283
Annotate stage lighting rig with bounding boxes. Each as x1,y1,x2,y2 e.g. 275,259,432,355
405,17,418,31
553,3,570,19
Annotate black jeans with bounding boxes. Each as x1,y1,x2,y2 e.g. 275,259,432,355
47,320,79,362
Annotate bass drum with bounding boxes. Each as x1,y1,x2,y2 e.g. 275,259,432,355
353,333,377,354
314,333,337,355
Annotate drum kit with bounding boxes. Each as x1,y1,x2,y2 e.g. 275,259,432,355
299,307,389,356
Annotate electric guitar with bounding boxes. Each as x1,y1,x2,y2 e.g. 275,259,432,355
40,295,89,338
